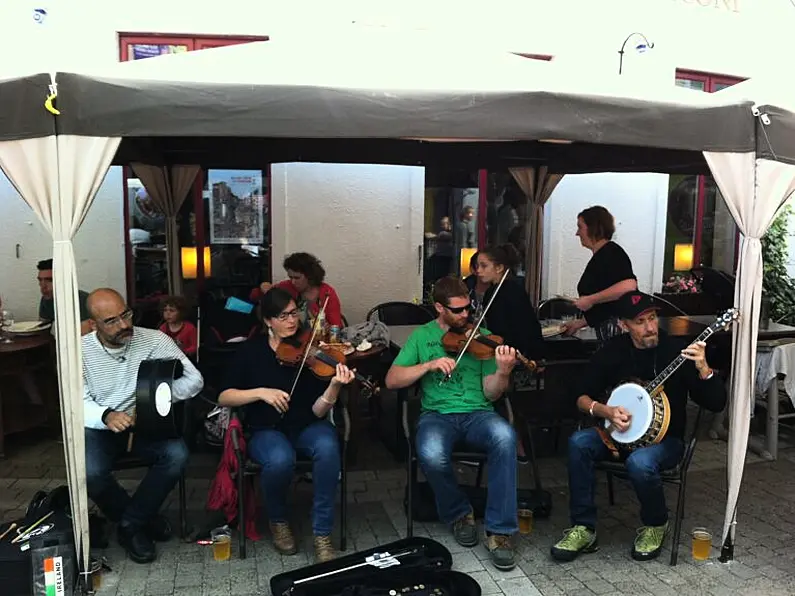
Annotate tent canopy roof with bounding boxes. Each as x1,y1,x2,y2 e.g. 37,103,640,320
0,36,768,173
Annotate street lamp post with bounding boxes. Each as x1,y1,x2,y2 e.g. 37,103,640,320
618,32,655,75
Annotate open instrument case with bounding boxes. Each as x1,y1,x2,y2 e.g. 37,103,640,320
270,537,481,596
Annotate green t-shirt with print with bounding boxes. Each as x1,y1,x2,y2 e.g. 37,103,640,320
392,320,497,414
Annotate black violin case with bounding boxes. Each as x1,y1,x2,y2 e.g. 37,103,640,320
270,537,480,596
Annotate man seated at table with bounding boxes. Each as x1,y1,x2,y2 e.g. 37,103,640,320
550,291,726,563
82,288,204,564
37,258,91,335
385,276,519,571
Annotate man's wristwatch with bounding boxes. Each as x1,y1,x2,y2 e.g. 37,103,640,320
101,408,113,424
699,368,714,380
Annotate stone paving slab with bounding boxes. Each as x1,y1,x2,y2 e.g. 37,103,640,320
2,425,795,595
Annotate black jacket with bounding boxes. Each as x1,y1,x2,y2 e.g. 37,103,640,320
579,331,726,439
482,277,544,360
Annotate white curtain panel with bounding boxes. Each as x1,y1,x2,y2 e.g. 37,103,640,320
0,134,120,574
509,166,563,306
130,163,200,296
704,151,795,548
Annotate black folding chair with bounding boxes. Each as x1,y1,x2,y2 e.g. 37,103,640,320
229,401,350,559
594,407,703,566
366,302,434,326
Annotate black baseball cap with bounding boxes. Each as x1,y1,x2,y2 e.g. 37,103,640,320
617,291,660,320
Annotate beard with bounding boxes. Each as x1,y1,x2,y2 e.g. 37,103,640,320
104,327,133,347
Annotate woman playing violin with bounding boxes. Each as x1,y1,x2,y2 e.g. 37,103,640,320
250,252,343,328
218,287,354,563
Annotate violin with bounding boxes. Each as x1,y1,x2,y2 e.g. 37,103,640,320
275,328,380,395
442,324,538,371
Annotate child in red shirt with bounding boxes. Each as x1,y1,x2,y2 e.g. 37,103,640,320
159,296,198,357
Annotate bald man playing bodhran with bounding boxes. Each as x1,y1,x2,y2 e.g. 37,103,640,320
82,289,203,563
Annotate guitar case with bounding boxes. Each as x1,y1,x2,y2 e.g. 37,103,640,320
134,359,184,440
270,537,480,596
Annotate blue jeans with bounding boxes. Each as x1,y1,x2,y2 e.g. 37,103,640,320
416,410,518,535
248,420,340,536
85,428,189,528
568,428,684,529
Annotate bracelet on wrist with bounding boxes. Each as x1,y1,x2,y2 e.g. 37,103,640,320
588,401,597,417
320,395,337,405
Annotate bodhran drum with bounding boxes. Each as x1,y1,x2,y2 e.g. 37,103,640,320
603,382,671,452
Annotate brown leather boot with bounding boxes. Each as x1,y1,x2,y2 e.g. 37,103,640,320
269,522,297,555
313,534,336,563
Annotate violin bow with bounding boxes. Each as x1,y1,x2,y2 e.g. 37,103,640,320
286,295,330,403
442,268,510,384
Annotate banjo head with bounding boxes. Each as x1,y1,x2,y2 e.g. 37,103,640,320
604,382,653,444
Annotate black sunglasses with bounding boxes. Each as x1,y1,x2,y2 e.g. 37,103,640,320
445,303,471,314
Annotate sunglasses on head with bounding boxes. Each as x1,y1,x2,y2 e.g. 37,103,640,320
445,303,471,314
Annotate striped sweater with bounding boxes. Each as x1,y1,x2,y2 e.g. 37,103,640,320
82,327,204,430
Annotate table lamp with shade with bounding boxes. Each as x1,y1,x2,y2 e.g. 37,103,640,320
673,243,694,272
459,247,478,278
181,247,211,279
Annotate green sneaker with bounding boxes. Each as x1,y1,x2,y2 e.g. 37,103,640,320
550,526,598,562
451,510,478,547
632,521,669,561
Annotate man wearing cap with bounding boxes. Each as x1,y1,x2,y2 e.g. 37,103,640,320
551,290,726,563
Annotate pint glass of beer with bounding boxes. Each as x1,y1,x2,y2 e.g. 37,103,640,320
211,527,232,562
691,527,712,561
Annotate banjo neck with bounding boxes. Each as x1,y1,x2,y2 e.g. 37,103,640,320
643,309,738,395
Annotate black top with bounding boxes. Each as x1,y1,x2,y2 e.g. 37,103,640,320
482,277,544,359
220,334,328,434
577,241,636,328
578,331,726,439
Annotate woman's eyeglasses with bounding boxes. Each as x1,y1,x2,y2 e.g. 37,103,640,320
444,303,471,315
277,309,301,321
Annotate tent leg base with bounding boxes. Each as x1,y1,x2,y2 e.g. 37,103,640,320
719,536,734,563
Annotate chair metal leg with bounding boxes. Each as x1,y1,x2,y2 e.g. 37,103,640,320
406,449,416,538
670,480,687,566
475,463,484,488
340,446,347,551
607,473,615,505
178,474,187,539
238,469,247,559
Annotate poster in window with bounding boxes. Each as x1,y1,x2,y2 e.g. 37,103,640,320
209,170,265,245
128,44,189,60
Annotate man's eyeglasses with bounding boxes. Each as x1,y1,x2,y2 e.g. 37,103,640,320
444,303,471,315
277,309,301,322
100,309,133,327
37,277,53,283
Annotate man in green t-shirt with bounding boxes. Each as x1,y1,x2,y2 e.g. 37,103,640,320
385,276,519,571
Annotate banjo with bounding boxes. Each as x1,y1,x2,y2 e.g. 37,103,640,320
127,359,184,451
598,308,739,458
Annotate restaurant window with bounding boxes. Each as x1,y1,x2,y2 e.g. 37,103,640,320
119,33,269,314
662,70,744,283
423,169,481,300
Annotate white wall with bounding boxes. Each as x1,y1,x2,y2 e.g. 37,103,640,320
542,173,670,299
0,168,126,320
271,163,425,324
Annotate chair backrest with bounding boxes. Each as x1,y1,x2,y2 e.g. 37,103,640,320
538,298,579,320
366,302,434,326
691,267,735,310
644,292,688,317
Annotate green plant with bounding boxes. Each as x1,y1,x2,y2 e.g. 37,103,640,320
762,205,795,325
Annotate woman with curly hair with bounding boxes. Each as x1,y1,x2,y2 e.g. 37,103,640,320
250,252,343,328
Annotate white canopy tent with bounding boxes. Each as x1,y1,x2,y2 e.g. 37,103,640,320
0,38,791,578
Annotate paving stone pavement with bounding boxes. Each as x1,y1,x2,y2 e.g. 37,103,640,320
3,419,795,595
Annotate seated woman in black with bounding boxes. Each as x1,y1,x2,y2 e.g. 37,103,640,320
477,244,544,462
218,287,355,563
562,205,637,345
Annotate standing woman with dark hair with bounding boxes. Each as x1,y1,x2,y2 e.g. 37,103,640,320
250,252,343,328
562,206,637,344
218,287,355,562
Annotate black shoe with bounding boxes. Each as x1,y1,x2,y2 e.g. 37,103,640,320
145,515,172,543
117,524,156,564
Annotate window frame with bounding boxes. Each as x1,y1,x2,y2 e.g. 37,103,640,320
674,69,745,274
119,33,270,300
